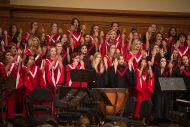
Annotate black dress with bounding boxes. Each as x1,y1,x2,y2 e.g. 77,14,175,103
153,67,172,120
107,65,136,89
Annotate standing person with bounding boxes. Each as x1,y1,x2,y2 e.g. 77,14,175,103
126,40,144,69
66,18,85,52
153,57,171,123
108,54,135,89
2,51,22,121
22,21,39,45
180,55,190,89
59,34,72,65
4,24,19,47
25,37,43,68
173,33,190,59
103,44,116,68
100,30,121,57
21,55,46,96
46,23,60,47
133,59,154,119
90,52,108,88
65,53,86,87
45,47,64,91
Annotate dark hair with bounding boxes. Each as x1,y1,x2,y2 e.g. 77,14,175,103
24,55,34,66
111,22,120,34
72,52,80,59
90,25,99,35
71,18,81,34
138,58,150,81
168,27,177,37
159,57,167,67
178,33,187,40
9,24,18,36
50,23,57,28
30,21,38,29
2,51,10,64
131,28,137,33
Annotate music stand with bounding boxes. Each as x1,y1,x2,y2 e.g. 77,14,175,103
159,77,186,114
70,69,93,88
159,78,186,91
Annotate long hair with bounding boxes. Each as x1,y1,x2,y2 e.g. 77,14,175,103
90,25,100,36
48,46,57,58
2,51,9,65
92,52,105,74
24,55,34,66
168,27,177,37
138,58,150,82
131,40,141,51
28,36,41,55
71,18,81,34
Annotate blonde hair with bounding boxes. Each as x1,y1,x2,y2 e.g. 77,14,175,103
92,52,105,74
48,46,57,58
28,36,41,55
131,39,141,51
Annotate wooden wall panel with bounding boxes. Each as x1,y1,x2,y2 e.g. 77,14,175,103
0,5,190,36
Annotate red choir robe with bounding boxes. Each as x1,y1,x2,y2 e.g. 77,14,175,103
22,32,37,46
4,63,22,119
175,45,190,59
45,58,64,90
21,65,46,96
99,40,121,57
164,37,175,46
0,62,6,76
66,30,82,48
25,48,43,68
121,40,129,56
65,64,87,87
45,33,60,47
134,69,154,119
126,51,142,69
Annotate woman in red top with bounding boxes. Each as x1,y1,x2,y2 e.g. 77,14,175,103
65,53,86,87
2,51,22,120
44,47,64,91
103,44,116,69
66,18,84,51
172,33,190,59
126,40,145,69
45,23,60,47
22,21,39,45
25,37,43,68
133,58,154,119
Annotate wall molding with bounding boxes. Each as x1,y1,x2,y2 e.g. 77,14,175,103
0,4,190,34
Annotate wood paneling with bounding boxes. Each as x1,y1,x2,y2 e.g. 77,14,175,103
0,4,190,35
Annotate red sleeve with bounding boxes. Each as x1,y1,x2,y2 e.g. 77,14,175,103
0,63,6,76
135,71,143,94
37,67,46,88
56,65,64,86
45,60,54,87
65,65,71,86
100,42,107,57
21,67,32,92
